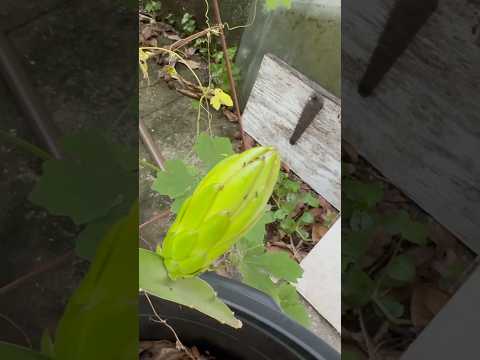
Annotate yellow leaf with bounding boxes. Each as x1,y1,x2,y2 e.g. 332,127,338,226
164,65,177,77
139,48,151,80
210,89,233,111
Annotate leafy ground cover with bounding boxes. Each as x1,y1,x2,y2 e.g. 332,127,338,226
342,142,476,359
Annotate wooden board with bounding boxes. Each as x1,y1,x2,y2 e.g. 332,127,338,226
402,264,480,359
296,219,341,332
343,0,480,253
242,54,341,209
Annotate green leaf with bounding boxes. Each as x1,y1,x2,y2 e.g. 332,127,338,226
41,329,55,358
239,261,279,300
387,255,416,282
170,191,193,214
54,204,138,360
238,211,275,256
280,217,297,234
29,132,136,225
0,342,50,359
273,208,289,220
402,221,428,245
194,133,234,170
303,192,320,207
342,230,372,262
343,269,375,308
342,350,360,360
75,216,113,260
296,227,310,241
299,211,314,225
151,159,197,198
139,248,242,328
344,179,383,209
244,251,303,283
382,210,428,245
377,297,404,318
350,210,375,231
265,0,292,11
277,283,310,328
284,179,301,193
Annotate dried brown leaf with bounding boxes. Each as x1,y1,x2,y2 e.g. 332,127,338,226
411,284,450,328
312,223,328,242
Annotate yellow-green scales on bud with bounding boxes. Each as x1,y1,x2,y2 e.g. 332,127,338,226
158,146,281,280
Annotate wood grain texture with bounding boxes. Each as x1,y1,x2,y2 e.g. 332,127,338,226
242,54,341,209
343,0,480,253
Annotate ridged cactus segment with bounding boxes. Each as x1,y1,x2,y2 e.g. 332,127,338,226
159,146,281,280
139,249,242,329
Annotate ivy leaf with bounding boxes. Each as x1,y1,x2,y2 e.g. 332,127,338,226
382,210,428,245
151,160,197,198
343,268,375,308
342,230,373,263
29,131,136,225
402,221,428,245
280,217,297,234
273,208,289,221
350,210,375,231
194,133,234,170
238,211,275,256
387,255,416,282
239,261,279,300
210,88,233,110
344,179,383,209
277,283,310,328
303,192,320,207
171,191,193,214
244,251,303,283
299,211,314,225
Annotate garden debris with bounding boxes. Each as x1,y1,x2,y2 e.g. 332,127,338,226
342,141,476,358
139,340,215,360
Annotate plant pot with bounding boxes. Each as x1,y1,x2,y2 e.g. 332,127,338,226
140,272,339,360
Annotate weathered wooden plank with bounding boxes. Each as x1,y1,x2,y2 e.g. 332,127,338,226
343,0,480,253
243,54,341,209
297,219,341,332
402,264,480,359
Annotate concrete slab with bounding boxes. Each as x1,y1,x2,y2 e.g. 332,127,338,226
139,73,238,245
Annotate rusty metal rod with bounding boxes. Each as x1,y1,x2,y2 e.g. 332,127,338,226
139,118,165,171
210,0,247,149
0,32,63,159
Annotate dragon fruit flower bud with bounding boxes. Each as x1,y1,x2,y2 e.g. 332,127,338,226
158,146,281,280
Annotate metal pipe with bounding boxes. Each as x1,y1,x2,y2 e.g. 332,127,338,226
139,118,165,171
0,32,63,159
211,0,247,149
